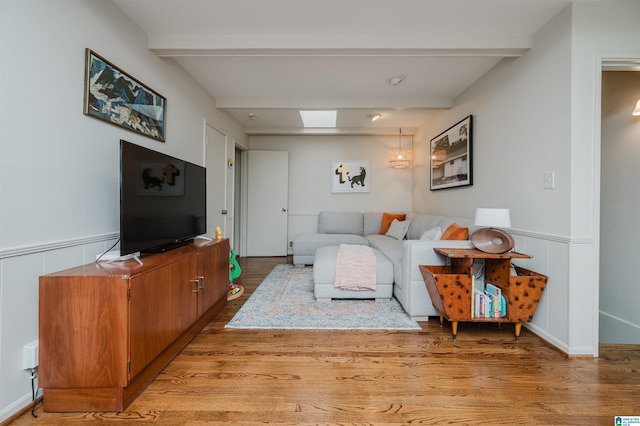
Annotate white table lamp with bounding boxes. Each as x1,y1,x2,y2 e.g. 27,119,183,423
471,208,515,253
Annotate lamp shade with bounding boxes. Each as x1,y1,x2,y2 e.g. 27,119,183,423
474,208,511,228
388,149,413,168
633,99,640,116
388,128,413,169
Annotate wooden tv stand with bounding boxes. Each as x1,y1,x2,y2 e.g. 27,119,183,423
39,238,229,412
419,247,548,340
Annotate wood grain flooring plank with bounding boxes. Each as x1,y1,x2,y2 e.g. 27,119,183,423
9,256,640,425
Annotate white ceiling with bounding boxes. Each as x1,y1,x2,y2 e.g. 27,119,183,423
112,0,583,135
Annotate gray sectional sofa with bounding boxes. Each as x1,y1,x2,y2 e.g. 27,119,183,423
293,211,478,320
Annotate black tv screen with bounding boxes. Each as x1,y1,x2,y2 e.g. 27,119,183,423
120,140,206,255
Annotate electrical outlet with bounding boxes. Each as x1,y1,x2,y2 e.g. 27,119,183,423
23,340,39,369
289,241,293,248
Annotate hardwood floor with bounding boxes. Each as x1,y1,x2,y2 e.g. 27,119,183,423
10,256,640,425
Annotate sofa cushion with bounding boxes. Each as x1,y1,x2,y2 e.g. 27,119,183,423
385,219,410,240
406,212,476,240
363,212,383,236
405,213,444,240
318,211,364,235
365,234,404,285
379,212,406,234
441,222,469,240
294,233,369,257
420,226,442,240
313,245,394,285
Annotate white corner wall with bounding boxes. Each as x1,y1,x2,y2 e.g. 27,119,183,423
249,135,413,246
0,0,246,421
570,0,640,356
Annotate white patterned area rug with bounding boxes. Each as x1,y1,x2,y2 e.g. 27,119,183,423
225,264,420,330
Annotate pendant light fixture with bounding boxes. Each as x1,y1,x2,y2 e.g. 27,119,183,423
388,128,413,169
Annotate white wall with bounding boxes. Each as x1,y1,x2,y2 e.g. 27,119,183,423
249,135,413,247
0,0,245,421
413,8,572,232
413,1,640,355
599,71,640,343
413,7,574,352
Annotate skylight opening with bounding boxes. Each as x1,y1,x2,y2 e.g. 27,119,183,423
299,110,336,128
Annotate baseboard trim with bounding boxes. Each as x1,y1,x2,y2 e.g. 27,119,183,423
599,311,640,344
0,393,42,425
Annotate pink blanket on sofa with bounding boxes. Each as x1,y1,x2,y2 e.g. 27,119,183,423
334,244,378,290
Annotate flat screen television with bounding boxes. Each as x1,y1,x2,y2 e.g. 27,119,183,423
120,140,206,256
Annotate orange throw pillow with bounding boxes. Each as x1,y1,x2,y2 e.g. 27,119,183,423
380,212,406,234
441,222,469,240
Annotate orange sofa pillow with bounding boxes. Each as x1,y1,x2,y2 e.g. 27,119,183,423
379,212,406,234
441,222,469,240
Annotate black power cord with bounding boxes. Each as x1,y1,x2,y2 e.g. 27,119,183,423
30,368,38,417
95,238,121,263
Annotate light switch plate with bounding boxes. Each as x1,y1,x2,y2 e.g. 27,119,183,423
544,171,555,189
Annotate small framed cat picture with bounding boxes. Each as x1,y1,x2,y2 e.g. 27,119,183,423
331,160,370,193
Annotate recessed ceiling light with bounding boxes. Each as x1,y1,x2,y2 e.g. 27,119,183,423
248,113,259,120
299,110,336,128
387,75,406,86
368,113,382,122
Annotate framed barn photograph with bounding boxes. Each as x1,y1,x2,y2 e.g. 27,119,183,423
430,115,473,190
83,49,166,141
331,160,370,193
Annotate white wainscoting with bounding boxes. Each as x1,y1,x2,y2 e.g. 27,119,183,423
0,233,119,423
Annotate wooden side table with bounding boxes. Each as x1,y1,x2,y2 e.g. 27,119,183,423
419,248,548,340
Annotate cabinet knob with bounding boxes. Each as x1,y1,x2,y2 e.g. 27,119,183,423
189,279,200,293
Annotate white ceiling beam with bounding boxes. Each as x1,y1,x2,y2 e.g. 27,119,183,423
149,34,532,56
215,98,453,110
154,47,529,58
242,127,419,136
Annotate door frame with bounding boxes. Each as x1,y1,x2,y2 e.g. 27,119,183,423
204,121,230,242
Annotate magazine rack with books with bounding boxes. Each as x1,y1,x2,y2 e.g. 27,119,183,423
419,248,548,340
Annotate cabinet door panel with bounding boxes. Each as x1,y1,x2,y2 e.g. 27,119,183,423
39,276,128,388
197,239,229,315
129,256,197,378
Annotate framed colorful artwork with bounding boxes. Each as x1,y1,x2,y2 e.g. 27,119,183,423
84,49,166,141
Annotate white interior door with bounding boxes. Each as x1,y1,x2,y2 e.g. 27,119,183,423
246,150,289,256
205,124,227,239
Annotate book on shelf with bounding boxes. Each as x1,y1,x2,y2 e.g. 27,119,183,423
472,282,507,319
471,276,484,318
475,290,489,318
471,275,475,319
485,283,507,318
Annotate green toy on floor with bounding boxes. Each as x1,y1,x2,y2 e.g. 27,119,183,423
228,247,243,300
